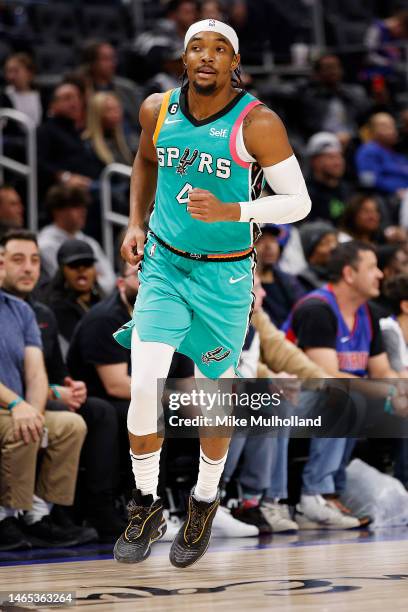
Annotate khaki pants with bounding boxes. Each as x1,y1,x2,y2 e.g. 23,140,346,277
0,410,87,510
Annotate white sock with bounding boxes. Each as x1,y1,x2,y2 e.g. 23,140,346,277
24,495,53,525
0,506,18,521
194,451,228,503
130,449,161,500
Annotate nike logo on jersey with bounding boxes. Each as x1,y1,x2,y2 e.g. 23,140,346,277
164,118,183,125
229,274,248,284
340,336,350,343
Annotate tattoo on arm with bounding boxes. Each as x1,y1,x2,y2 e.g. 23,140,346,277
243,114,252,128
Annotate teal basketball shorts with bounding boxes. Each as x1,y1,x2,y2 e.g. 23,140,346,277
114,232,255,379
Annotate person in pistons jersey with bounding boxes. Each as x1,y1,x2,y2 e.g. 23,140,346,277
113,19,311,567
284,240,407,529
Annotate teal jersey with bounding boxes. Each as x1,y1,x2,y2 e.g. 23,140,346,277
150,86,264,255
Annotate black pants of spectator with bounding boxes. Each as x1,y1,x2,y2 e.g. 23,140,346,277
106,399,134,495
47,397,120,503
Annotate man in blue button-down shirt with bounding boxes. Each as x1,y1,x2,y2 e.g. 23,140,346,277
0,240,87,551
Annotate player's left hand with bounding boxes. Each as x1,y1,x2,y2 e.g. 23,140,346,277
187,188,232,222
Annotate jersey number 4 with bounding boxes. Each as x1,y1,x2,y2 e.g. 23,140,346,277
176,183,193,205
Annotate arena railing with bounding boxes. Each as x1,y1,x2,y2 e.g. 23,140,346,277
0,108,38,231
100,162,132,266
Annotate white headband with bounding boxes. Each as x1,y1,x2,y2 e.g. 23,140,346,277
184,19,239,54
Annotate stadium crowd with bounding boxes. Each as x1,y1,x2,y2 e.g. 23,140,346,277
2,0,408,550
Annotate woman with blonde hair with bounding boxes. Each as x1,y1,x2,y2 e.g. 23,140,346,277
83,92,133,167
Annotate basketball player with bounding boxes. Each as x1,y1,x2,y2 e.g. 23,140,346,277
113,19,311,567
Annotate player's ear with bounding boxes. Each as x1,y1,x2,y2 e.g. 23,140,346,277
231,53,240,72
182,52,187,67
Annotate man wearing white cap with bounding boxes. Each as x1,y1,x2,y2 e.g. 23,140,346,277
114,19,311,567
305,131,350,225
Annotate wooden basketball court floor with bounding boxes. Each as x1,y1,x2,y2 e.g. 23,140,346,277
1,529,408,611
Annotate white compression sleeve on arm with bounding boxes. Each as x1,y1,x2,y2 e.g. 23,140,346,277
239,154,311,224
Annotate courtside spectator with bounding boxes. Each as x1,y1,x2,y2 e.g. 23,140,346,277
41,239,103,346
285,241,403,528
297,221,338,293
305,132,351,225
38,185,115,295
0,242,87,550
1,230,126,540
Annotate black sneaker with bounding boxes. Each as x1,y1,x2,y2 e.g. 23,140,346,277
0,517,32,551
22,515,80,548
169,489,220,568
51,506,98,545
113,489,166,564
232,502,273,535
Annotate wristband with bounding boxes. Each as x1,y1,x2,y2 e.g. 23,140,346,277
384,385,396,415
50,384,61,399
7,396,24,411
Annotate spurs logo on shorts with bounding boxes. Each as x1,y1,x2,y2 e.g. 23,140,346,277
202,346,231,365
176,148,199,175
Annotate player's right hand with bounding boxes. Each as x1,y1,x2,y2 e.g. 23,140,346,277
121,226,146,265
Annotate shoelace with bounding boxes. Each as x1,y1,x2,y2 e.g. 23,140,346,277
186,501,211,544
